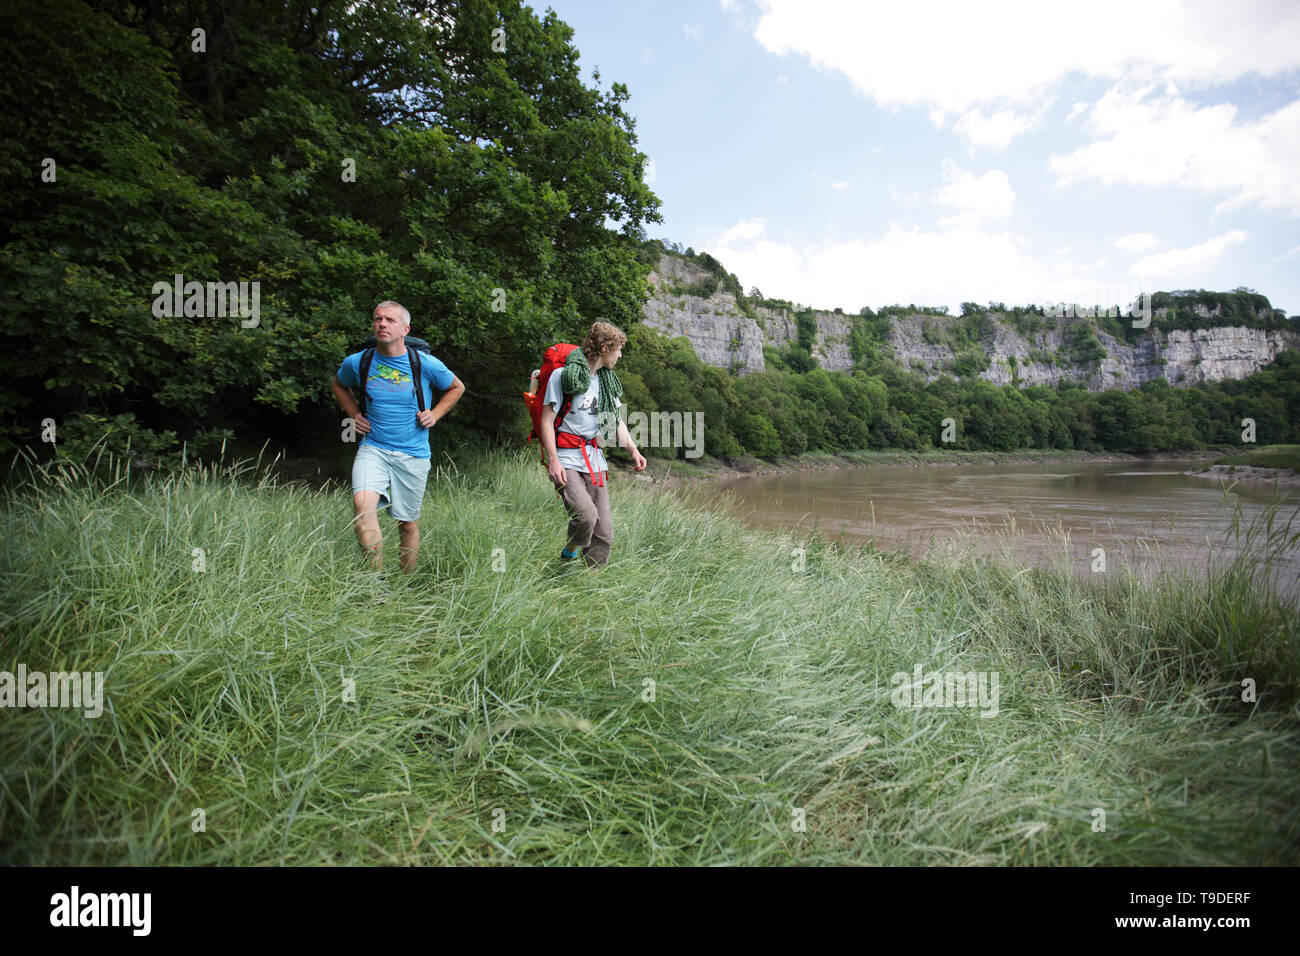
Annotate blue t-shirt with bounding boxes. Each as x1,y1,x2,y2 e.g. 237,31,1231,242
337,349,455,459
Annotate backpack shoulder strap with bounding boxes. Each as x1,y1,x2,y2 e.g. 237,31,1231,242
408,347,426,413
554,395,574,434
357,348,375,416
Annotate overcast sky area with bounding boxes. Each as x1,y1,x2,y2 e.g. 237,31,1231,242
545,0,1300,315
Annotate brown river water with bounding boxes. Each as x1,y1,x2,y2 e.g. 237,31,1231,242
715,459,1300,599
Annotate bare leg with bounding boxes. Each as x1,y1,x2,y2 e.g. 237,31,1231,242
352,490,383,569
397,519,420,573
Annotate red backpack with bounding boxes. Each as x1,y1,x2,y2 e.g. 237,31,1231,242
523,343,607,485
524,343,578,440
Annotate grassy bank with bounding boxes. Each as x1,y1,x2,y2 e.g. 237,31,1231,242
1209,444,1300,473
1,451,1298,865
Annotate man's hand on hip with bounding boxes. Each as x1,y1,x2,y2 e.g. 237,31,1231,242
352,413,372,435
416,409,437,429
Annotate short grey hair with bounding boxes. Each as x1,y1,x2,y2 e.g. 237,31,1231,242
373,300,411,327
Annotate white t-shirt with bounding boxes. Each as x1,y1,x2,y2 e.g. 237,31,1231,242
543,370,622,474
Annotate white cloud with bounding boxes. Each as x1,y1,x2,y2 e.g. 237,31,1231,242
683,23,702,42
1074,257,1109,272
887,182,922,205
953,105,1048,153
831,181,850,190
1050,83,1300,217
718,218,768,245
750,0,1300,149
775,73,788,85
1115,232,1162,252
932,161,1014,226
1130,229,1248,279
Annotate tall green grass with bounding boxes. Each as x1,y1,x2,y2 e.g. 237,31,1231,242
1,450,1297,865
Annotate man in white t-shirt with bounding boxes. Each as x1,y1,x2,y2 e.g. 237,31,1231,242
538,322,646,567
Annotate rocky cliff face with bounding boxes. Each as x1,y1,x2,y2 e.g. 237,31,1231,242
643,256,767,372
641,254,1299,391
888,313,1297,391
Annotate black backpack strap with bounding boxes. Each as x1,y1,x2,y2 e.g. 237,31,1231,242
408,347,426,413
357,348,375,416
554,395,573,435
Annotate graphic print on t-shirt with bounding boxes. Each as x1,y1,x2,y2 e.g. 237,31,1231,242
370,364,412,389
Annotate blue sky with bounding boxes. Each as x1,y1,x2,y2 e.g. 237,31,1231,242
543,0,1300,316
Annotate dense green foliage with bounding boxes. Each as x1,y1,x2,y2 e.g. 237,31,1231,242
878,303,951,317
618,324,1300,458
1064,322,1107,366
0,0,659,458
3,451,1297,864
640,238,746,303
922,312,996,352
952,348,992,379
847,311,892,368
1086,289,1290,343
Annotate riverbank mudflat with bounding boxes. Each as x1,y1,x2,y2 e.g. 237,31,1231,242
618,447,1226,488
1185,463,1300,486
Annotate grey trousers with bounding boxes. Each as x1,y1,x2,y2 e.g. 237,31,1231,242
559,469,612,567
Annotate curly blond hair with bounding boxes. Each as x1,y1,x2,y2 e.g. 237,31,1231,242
581,321,627,362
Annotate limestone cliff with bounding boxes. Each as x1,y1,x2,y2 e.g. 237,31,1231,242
641,252,1298,391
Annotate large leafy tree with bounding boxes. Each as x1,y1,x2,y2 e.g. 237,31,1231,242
0,0,660,458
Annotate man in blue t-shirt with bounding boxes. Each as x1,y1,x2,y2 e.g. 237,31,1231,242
330,300,465,573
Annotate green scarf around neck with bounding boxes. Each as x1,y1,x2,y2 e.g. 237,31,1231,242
560,347,623,415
